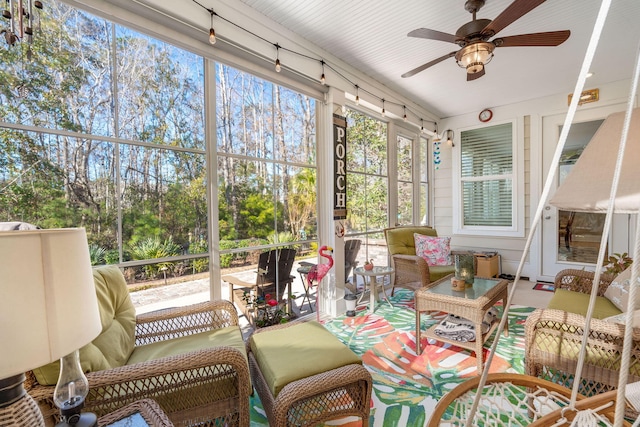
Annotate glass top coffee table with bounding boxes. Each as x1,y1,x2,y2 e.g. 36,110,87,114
415,274,509,374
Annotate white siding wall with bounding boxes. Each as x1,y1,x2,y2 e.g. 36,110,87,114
434,79,637,280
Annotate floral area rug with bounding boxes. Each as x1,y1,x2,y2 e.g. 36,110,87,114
248,289,533,426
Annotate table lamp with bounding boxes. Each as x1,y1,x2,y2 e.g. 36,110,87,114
0,228,102,427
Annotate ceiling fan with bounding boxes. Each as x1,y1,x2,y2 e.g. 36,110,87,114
402,0,570,81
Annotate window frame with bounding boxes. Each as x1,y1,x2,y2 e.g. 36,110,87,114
452,118,525,237
391,124,420,227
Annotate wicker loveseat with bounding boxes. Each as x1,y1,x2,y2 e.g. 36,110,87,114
524,269,640,417
384,226,455,295
26,265,251,427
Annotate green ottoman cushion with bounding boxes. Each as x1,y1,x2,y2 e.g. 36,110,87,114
548,289,622,319
249,321,362,397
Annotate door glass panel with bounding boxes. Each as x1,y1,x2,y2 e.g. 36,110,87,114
557,134,605,264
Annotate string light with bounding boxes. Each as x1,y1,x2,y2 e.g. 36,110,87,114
208,9,216,45
190,0,437,132
433,125,441,142
274,44,281,72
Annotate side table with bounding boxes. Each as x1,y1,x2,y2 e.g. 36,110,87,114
353,265,394,313
98,399,174,427
296,261,316,312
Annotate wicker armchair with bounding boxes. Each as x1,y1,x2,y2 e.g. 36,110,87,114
26,266,251,427
524,269,640,418
383,226,455,295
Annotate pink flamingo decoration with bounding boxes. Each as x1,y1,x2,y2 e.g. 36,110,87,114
307,245,334,322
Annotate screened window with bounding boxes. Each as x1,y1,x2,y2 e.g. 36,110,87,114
0,1,208,278
419,136,429,225
345,109,388,266
216,65,317,258
458,122,515,230
396,134,413,225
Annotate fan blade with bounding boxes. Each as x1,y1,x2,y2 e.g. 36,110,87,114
495,30,570,47
401,51,457,78
408,28,457,44
467,67,486,81
481,0,546,37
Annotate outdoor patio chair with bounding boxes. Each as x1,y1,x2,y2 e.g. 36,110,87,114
223,248,297,313
26,265,251,426
344,239,362,284
524,268,640,419
384,226,455,295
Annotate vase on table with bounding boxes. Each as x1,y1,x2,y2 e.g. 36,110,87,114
454,252,475,286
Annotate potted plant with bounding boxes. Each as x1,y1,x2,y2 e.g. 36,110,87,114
604,252,632,275
242,291,290,328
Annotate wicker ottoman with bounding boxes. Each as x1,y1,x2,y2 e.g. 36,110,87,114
247,320,372,427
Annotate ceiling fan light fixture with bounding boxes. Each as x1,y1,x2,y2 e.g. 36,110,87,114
455,41,494,73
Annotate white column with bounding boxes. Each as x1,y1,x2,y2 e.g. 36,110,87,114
316,88,349,318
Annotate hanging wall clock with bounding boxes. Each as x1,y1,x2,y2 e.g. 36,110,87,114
479,108,493,123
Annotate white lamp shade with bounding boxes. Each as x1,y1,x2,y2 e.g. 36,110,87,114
0,228,102,378
549,108,640,213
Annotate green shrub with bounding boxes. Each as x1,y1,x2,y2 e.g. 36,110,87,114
130,236,181,279
104,249,120,265
190,237,209,273
89,244,106,265
218,238,267,268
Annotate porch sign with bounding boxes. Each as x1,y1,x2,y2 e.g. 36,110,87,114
333,114,347,219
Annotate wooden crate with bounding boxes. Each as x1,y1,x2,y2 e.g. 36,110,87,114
475,254,500,278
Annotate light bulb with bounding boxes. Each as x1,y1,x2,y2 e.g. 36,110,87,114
355,95,360,105
404,114,408,122
209,28,216,45
320,72,325,85
275,58,281,72
381,108,385,117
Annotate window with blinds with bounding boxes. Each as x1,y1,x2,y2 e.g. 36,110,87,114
460,123,513,227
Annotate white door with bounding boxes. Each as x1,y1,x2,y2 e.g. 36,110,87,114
541,105,630,280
